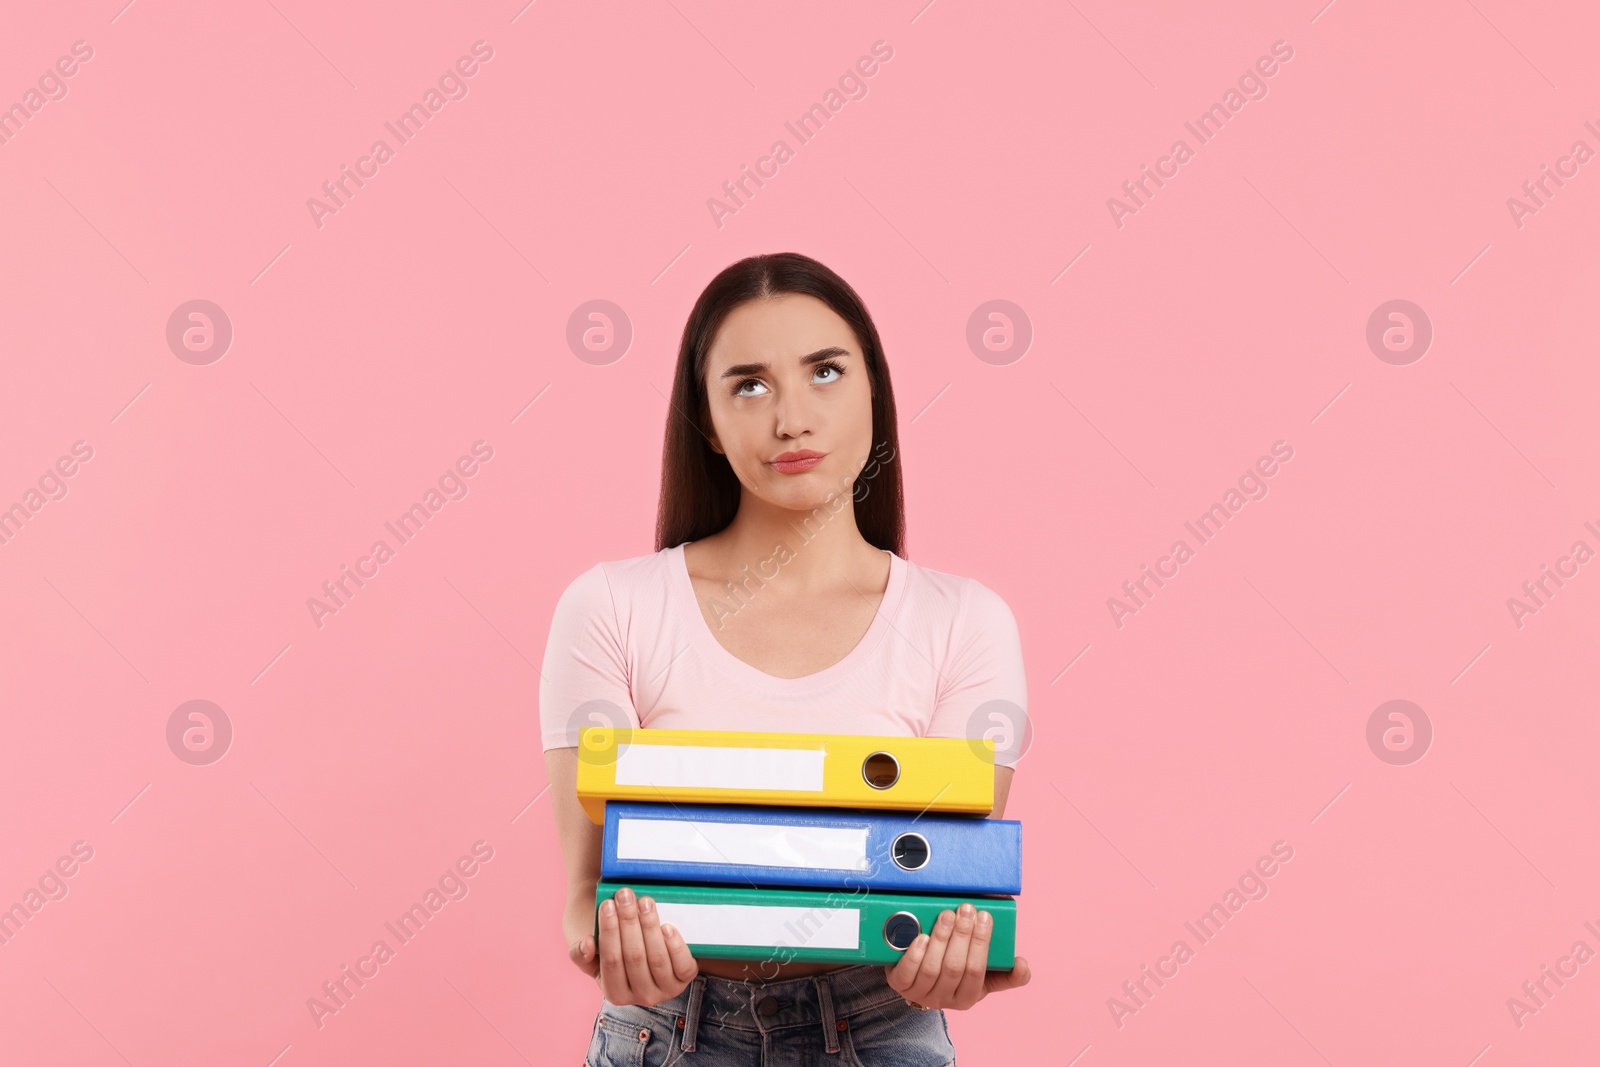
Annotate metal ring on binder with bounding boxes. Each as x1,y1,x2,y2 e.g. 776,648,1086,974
861,751,900,789
890,832,930,871
883,911,921,950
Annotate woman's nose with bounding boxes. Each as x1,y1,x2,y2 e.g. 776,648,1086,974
772,390,816,437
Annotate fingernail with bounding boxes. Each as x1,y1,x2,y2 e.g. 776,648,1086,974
618,887,634,904
978,911,992,928
960,903,975,918
638,896,653,914
602,900,614,917
662,923,676,939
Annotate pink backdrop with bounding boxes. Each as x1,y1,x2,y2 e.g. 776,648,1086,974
3,1,1599,1063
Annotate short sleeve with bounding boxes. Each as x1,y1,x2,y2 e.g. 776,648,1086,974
538,563,640,750
925,579,1029,768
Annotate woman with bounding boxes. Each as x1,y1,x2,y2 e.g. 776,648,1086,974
540,252,1032,1064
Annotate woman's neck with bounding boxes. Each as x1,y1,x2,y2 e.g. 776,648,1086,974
702,497,878,591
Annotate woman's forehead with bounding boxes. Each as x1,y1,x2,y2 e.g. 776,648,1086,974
709,297,857,363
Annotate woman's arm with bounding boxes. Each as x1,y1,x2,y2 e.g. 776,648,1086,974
992,764,1014,820
544,746,604,979
546,745,699,1004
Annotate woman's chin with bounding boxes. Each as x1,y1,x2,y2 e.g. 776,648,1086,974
770,488,847,515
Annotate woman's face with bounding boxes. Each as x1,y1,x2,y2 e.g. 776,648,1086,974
701,293,875,513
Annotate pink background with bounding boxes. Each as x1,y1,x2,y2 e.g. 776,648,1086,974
3,1,1599,1063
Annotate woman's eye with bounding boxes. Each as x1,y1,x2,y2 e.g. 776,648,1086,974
732,362,843,397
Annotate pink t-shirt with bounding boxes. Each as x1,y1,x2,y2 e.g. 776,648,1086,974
538,543,1028,767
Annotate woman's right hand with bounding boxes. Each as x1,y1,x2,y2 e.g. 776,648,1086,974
569,885,699,1006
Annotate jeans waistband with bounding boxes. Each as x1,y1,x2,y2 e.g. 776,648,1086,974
615,964,909,1053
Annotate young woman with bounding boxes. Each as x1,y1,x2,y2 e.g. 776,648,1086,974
540,252,1032,1064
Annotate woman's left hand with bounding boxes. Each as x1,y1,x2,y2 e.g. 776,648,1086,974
882,902,1031,1011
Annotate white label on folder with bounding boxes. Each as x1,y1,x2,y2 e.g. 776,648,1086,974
613,744,826,791
653,901,861,950
616,817,871,871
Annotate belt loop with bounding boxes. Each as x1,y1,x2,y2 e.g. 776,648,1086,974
681,975,707,1052
815,974,840,1053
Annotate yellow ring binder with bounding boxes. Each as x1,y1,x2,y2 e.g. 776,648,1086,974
575,727,995,824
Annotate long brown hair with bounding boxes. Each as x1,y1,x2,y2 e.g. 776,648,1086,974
655,253,905,556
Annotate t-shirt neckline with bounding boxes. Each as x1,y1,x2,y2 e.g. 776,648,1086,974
669,541,907,692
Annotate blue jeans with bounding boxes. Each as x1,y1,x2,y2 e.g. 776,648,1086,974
582,964,957,1066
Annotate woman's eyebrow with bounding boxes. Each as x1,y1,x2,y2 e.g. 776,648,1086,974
719,346,852,380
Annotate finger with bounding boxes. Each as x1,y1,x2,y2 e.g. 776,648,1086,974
611,887,660,1000
570,933,600,978
660,921,700,984
985,955,1032,994
911,911,955,999
951,908,994,1005
633,896,680,991
597,897,631,999
884,930,933,995
931,904,977,1003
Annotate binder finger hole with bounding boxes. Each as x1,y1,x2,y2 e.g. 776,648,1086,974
862,751,900,789
891,832,930,870
883,911,921,950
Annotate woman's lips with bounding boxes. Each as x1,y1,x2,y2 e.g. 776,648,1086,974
769,452,825,473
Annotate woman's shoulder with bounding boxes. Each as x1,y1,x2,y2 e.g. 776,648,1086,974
553,546,676,610
586,545,674,581
900,555,1019,630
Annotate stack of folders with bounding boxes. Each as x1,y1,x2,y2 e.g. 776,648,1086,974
577,727,1020,968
